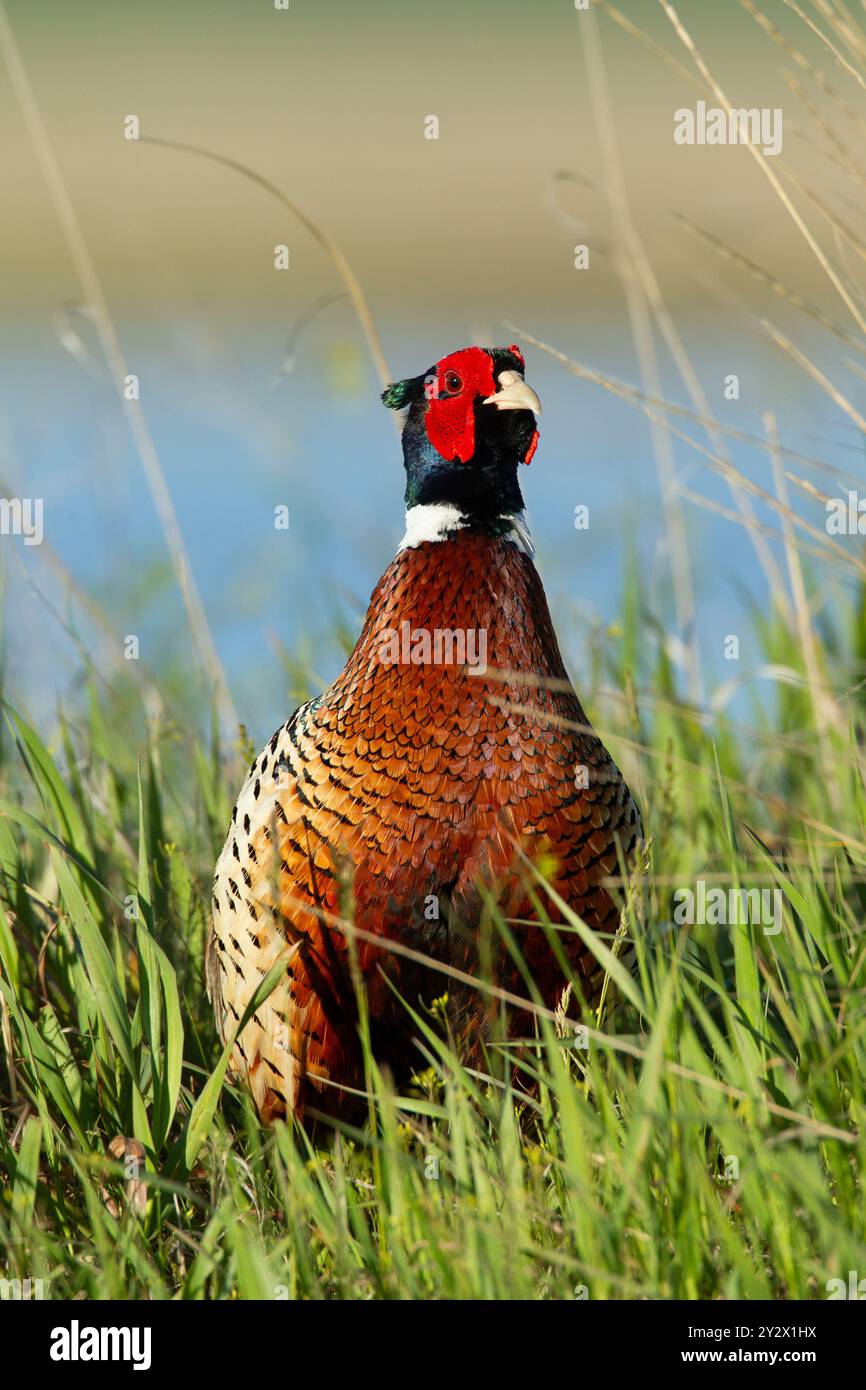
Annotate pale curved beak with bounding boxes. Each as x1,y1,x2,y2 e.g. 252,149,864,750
483,369,542,415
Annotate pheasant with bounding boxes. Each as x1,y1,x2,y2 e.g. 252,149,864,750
207,344,641,1122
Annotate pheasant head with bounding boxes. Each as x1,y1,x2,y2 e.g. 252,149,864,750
382,344,541,527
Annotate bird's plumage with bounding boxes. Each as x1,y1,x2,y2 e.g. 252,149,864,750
208,344,640,1121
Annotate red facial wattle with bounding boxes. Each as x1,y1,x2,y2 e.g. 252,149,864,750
423,347,497,464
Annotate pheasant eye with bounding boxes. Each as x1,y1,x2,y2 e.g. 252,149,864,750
444,371,463,394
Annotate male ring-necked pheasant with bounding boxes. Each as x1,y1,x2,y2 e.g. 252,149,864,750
208,344,641,1121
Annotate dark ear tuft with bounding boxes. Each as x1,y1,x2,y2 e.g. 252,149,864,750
381,373,427,410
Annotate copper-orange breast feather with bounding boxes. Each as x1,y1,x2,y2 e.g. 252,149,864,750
207,344,641,1122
